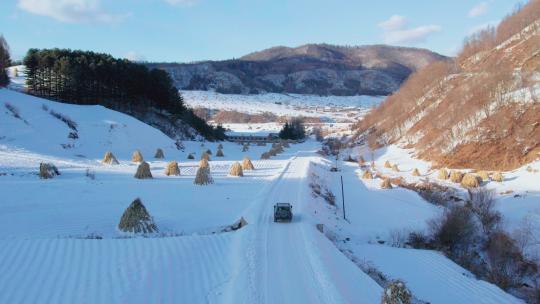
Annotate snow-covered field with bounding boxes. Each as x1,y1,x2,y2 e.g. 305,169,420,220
0,86,531,303
182,90,383,123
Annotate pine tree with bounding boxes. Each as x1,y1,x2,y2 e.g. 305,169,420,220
0,35,11,87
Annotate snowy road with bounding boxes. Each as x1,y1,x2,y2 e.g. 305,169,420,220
225,153,381,304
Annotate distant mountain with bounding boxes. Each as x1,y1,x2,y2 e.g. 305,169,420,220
149,44,448,96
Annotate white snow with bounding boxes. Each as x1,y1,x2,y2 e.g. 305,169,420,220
0,86,528,303
182,90,383,123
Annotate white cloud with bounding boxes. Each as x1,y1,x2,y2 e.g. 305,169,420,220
378,15,441,45
468,2,489,18
17,0,127,23
378,15,408,31
383,25,442,44
165,0,199,6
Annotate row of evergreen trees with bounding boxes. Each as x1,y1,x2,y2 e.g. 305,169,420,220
0,35,10,87
23,48,224,140
279,118,306,140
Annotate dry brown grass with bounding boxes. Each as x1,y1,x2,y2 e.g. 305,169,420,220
134,162,153,179
492,172,504,182
461,173,481,188
118,198,158,233
39,163,60,179
384,160,392,168
242,157,255,170
194,166,213,185
164,161,180,176
102,151,119,165
154,148,164,159
362,170,373,179
450,171,463,183
381,178,393,189
216,148,224,157
438,168,449,180
229,162,244,177
391,164,400,172
412,168,420,176
132,150,143,162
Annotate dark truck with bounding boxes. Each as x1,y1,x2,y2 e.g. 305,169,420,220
273,203,293,222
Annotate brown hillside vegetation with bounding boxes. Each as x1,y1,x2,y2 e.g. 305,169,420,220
354,0,540,170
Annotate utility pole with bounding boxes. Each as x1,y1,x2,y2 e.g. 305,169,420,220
340,175,346,221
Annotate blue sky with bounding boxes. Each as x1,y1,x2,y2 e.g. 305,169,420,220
0,0,525,62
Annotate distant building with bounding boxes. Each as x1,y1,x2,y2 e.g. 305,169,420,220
226,132,279,143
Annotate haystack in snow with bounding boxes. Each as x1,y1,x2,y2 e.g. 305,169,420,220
450,171,463,183
206,149,212,155
39,163,60,179
242,156,255,170
229,162,244,177
218,143,223,149
492,172,504,182
201,152,210,161
118,198,158,233
384,160,392,168
412,168,420,176
132,150,144,162
261,152,271,160
134,161,153,179
461,173,481,188
242,144,249,152
154,148,165,159
358,156,365,166
438,168,449,180
199,158,209,169
391,164,399,172
187,153,194,160
381,280,412,304
164,161,180,176
526,166,538,173
381,178,392,189
478,171,489,181
216,148,224,157
102,151,119,165
362,170,373,179
194,166,213,185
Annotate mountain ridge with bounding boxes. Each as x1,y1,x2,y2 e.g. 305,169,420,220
149,44,448,96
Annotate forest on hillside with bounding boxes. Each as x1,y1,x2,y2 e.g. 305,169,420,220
23,48,225,140
354,0,540,170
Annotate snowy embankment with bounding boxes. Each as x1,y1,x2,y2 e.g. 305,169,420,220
305,157,523,303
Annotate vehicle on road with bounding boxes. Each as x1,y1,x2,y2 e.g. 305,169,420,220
274,203,293,222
